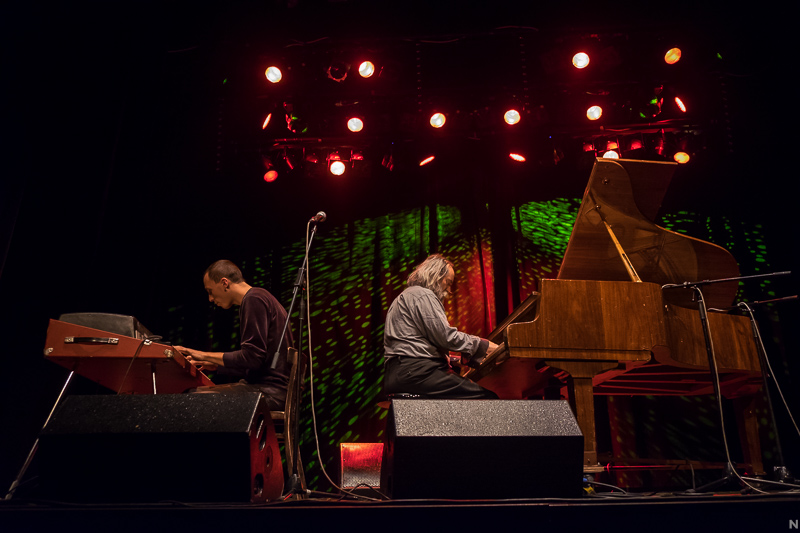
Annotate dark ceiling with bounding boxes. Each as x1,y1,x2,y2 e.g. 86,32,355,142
1,0,789,305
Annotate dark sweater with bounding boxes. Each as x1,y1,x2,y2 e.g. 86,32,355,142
219,287,291,395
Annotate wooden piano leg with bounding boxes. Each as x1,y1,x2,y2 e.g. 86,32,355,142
571,376,599,466
550,361,618,467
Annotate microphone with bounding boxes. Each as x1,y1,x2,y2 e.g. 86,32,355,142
310,211,327,223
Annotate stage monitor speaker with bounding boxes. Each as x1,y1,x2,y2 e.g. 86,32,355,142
35,392,283,503
381,399,583,499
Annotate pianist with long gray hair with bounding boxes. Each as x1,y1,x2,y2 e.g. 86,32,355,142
382,254,499,399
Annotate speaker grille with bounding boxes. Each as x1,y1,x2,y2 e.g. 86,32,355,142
382,400,583,499
36,393,283,503
391,399,582,437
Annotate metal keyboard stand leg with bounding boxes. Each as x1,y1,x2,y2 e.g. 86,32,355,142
4,370,76,500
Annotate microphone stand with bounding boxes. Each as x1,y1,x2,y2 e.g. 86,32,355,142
662,270,791,493
271,221,319,498
736,298,797,486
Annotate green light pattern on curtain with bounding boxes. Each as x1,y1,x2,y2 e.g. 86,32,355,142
512,198,582,295
188,199,776,491
268,205,495,488
660,212,774,299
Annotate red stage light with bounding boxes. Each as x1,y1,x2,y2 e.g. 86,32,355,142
664,48,682,65
674,152,690,164
264,170,278,182
602,150,619,159
347,117,364,132
329,161,346,175
358,61,375,78
504,109,521,125
675,97,687,112
327,61,349,82
419,155,435,166
509,153,525,162
262,114,272,129
586,106,602,120
429,113,446,128
572,52,590,69
265,66,282,83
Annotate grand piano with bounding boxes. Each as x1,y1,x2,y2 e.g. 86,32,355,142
465,158,763,471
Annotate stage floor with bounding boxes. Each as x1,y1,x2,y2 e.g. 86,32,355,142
2,490,799,533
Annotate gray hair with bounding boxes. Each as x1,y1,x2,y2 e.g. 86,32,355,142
407,254,453,300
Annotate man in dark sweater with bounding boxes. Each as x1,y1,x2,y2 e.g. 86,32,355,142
175,260,291,411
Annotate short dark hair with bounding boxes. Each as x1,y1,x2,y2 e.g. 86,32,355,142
204,260,244,283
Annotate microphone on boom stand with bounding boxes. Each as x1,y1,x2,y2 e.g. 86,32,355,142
269,210,327,498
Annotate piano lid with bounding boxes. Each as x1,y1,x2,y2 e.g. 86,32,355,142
557,158,740,309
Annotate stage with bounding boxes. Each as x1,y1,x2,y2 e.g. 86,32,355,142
2,5,797,533
2,491,799,533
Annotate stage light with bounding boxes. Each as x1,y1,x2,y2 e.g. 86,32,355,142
675,96,687,113
674,151,690,164
419,155,435,166
643,98,662,118
653,136,666,157
330,161,346,175
286,114,308,133
586,106,602,120
504,109,521,125
664,48,682,65
327,61,349,82
284,151,296,171
592,138,603,151
358,61,375,78
262,114,272,130
262,154,278,182
381,154,394,171
572,52,590,69
509,153,525,162
638,86,664,119
284,102,308,134
351,150,364,161
347,117,364,132
628,139,644,150
265,66,282,83
430,113,446,128
327,151,346,175
602,150,619,159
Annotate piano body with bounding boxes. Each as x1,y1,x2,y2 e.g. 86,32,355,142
467,158,762,470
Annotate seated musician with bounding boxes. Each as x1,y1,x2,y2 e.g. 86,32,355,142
174,260,291,412
383,254,499,399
